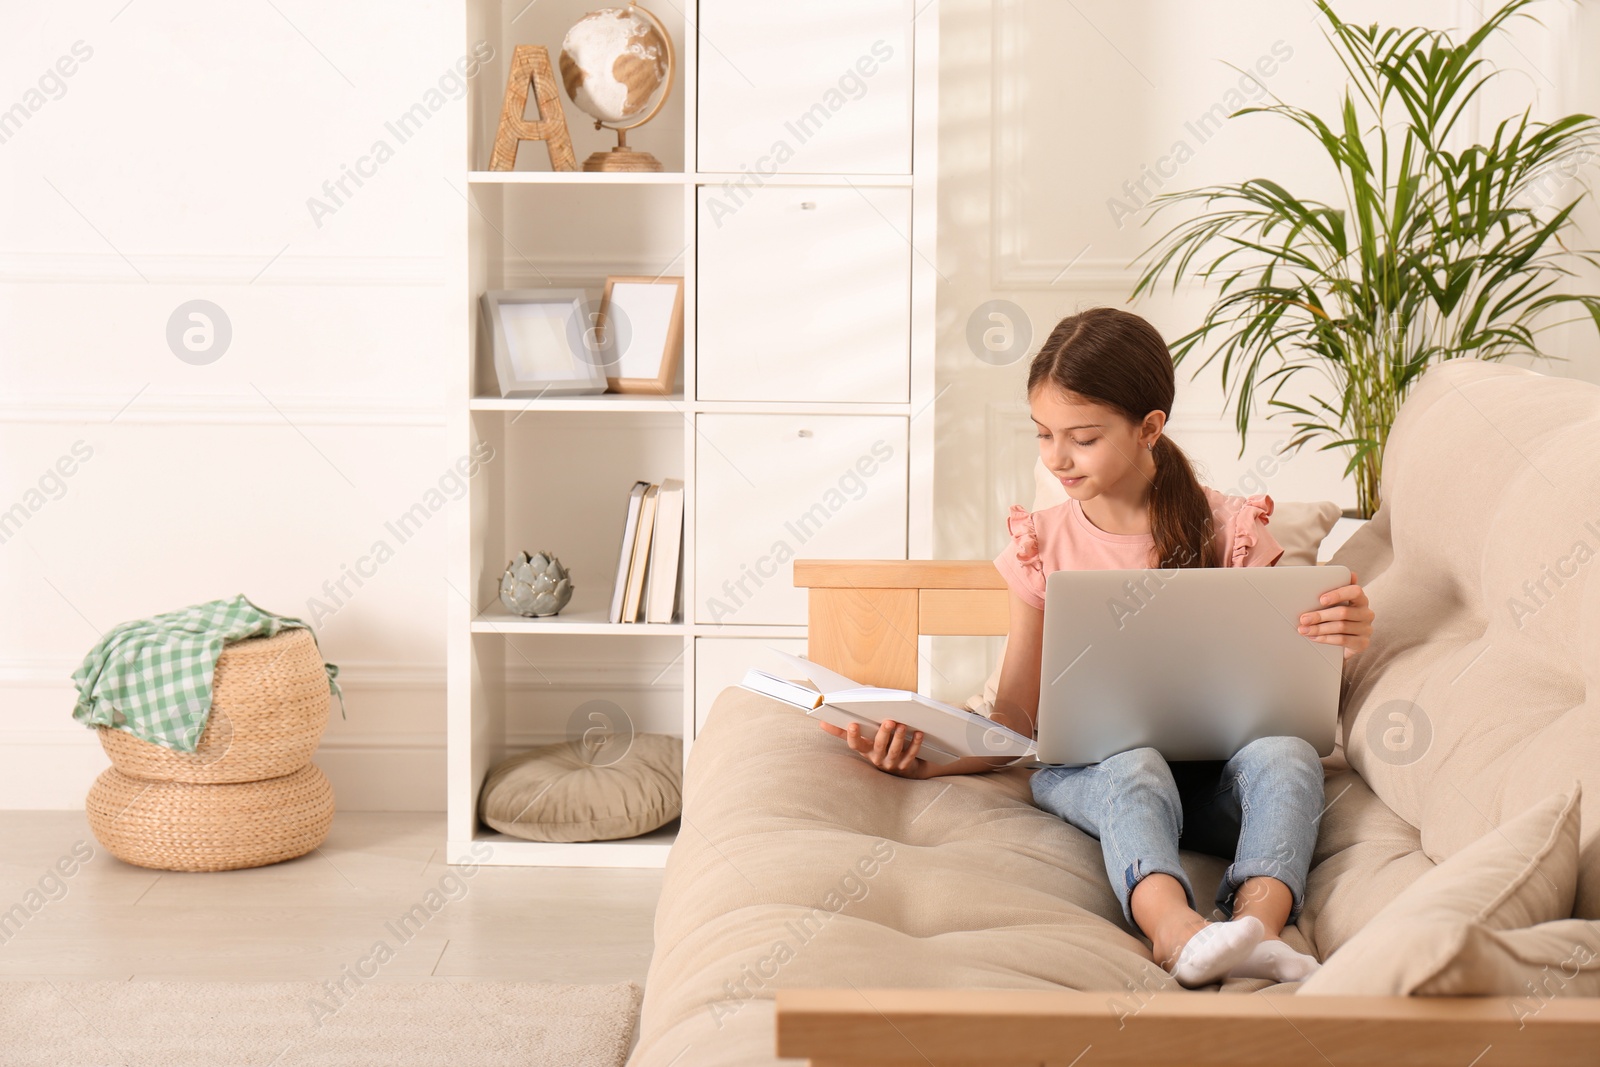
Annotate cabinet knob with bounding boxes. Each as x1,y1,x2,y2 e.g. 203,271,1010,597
797,428,812,437
799,201,817,210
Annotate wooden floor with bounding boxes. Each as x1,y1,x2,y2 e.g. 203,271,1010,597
0,812,663,987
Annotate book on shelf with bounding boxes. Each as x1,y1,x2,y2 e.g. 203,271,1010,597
622,483,659,622
646,479,684,624
609,478,685,624
608,481,650,624
740,648,1039,766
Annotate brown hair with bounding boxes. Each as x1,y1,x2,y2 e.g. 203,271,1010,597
1027,307,1220,570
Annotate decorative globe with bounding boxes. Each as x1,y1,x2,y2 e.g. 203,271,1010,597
500,551,573,617
558,7,670,125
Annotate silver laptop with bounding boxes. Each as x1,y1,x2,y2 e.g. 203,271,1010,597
1035,565,1350,765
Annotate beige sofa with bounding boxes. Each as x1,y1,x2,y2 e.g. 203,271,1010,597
628,359,1600,1066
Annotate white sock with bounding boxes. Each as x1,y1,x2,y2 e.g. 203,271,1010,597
1226,937,1322,982
1164,915,1264,988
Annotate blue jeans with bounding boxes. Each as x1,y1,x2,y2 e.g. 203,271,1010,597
1030,736,1325,929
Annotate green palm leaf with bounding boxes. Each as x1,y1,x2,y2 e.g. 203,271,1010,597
1127,0,1600,518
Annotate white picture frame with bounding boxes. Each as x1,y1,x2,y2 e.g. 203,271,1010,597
481,288,608,397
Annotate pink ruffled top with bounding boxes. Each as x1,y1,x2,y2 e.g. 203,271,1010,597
994,487,1285,611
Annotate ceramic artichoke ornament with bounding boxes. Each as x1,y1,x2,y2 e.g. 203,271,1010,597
499,551,573,617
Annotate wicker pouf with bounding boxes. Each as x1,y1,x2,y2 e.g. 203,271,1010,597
85,623,339,873
97,627,332,785
86,763,335,872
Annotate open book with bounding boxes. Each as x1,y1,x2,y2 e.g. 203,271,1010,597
740,648,1038,766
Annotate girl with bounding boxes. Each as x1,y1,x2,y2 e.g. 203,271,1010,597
820,307,1374,988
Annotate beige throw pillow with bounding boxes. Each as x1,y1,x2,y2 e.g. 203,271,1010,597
1299,782,1583,995
1421,919,1600,998
969,457,1343,714
478,732,682,842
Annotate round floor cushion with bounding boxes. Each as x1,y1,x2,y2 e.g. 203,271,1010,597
478,732,682,842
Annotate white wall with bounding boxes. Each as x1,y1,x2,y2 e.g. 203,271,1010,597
2,1,1595,806
1,0,467,808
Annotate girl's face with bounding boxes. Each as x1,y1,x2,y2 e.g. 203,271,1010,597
1029,385,1156,499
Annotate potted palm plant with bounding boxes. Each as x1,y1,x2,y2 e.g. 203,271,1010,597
1131,0,1600,518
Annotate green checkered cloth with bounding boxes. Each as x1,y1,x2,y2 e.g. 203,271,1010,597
71,594,345,752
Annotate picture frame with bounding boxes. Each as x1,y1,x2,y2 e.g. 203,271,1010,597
597,276,685,395
481,288,608,398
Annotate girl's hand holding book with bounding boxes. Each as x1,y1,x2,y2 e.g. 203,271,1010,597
818,719,930,779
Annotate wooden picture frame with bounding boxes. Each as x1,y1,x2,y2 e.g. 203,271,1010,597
596,276,684,395
481,288,608,398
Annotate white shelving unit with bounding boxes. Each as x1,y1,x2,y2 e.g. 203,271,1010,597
447,0,938,867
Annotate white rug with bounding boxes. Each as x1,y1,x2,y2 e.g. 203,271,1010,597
1,978,641,1067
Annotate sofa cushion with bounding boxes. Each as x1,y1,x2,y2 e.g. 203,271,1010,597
1295,765,1435,961
630,685,1313,1067
1420,919,1600,997
1299,783,1582,995
1330,360,1600,918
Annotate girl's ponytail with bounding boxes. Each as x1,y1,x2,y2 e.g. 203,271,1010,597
1027,308,1220,570
1147,434,1220,570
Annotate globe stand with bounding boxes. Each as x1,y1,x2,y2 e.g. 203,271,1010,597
567,2,676,173
582,127,663,172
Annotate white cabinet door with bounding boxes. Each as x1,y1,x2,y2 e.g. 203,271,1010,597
695,637,809,737
695,413,908,625
696,185,910,402
697,0,913,175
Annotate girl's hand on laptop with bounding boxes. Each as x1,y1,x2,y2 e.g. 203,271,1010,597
818,719,930,779
1297,569,1374,660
